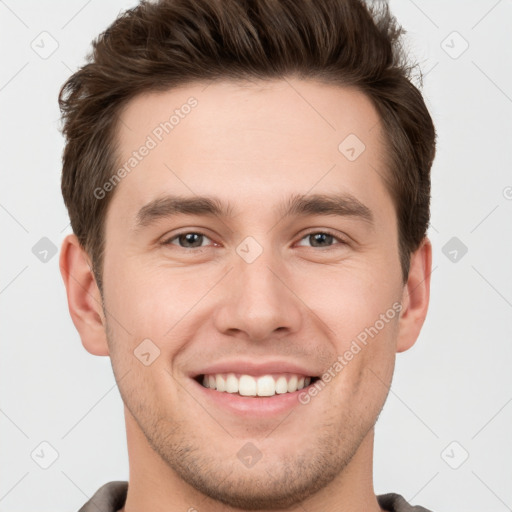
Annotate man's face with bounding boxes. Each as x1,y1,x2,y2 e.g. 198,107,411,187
101,79,405,507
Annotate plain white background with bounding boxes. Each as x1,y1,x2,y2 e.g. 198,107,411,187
1,1,511,511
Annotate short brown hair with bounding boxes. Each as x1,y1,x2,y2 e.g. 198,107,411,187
59,0,436,291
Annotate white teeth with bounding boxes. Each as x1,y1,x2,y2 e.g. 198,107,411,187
275,376,288,394
216,374,226,392
201,373,314,396
257,375,276,396
239,375,257,396
287,375,298,393
225,373,239,393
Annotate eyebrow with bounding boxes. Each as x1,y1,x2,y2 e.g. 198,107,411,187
135,192,374,229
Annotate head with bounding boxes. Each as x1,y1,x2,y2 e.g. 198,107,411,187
59,0,435,509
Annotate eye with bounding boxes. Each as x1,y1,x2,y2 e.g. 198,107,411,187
163,231,213,249
161,230,347,251
296,230,347,249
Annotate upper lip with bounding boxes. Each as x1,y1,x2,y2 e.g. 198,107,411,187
191,360,319,378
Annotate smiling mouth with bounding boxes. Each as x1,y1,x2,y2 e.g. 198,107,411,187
195,373,320,397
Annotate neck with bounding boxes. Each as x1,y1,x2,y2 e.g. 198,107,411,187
120,406,383,512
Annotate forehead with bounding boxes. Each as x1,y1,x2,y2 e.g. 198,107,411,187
110,79,390,223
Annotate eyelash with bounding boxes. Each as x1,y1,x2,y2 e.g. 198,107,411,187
161,229,348,251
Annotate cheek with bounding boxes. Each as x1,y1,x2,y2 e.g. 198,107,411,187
103,257,213,338
338,311,399,406
312,265,400,399
299,262,401,339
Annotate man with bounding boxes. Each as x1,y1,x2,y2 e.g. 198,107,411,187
59,0,436,510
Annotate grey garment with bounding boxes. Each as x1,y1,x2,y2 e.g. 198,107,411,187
78,481,434,512
378,493,434,512
78,482,127,512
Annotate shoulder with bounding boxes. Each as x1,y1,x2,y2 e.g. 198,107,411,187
377,492,434,512
77,481,128,512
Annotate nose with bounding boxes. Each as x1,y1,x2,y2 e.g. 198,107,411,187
213,245,303,343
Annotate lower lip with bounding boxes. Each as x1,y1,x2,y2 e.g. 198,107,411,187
192,378,312,417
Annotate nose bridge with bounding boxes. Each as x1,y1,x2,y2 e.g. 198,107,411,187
214,239,302,341
239,249,280,307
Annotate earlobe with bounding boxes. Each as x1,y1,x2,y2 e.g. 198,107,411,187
59,234,110,356
396,237,432,353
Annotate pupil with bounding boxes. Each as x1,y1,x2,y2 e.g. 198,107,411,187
312,233,332,247
181,233,202,247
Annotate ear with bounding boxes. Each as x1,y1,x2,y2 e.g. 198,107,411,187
59,234,109,356
396,237,432,353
